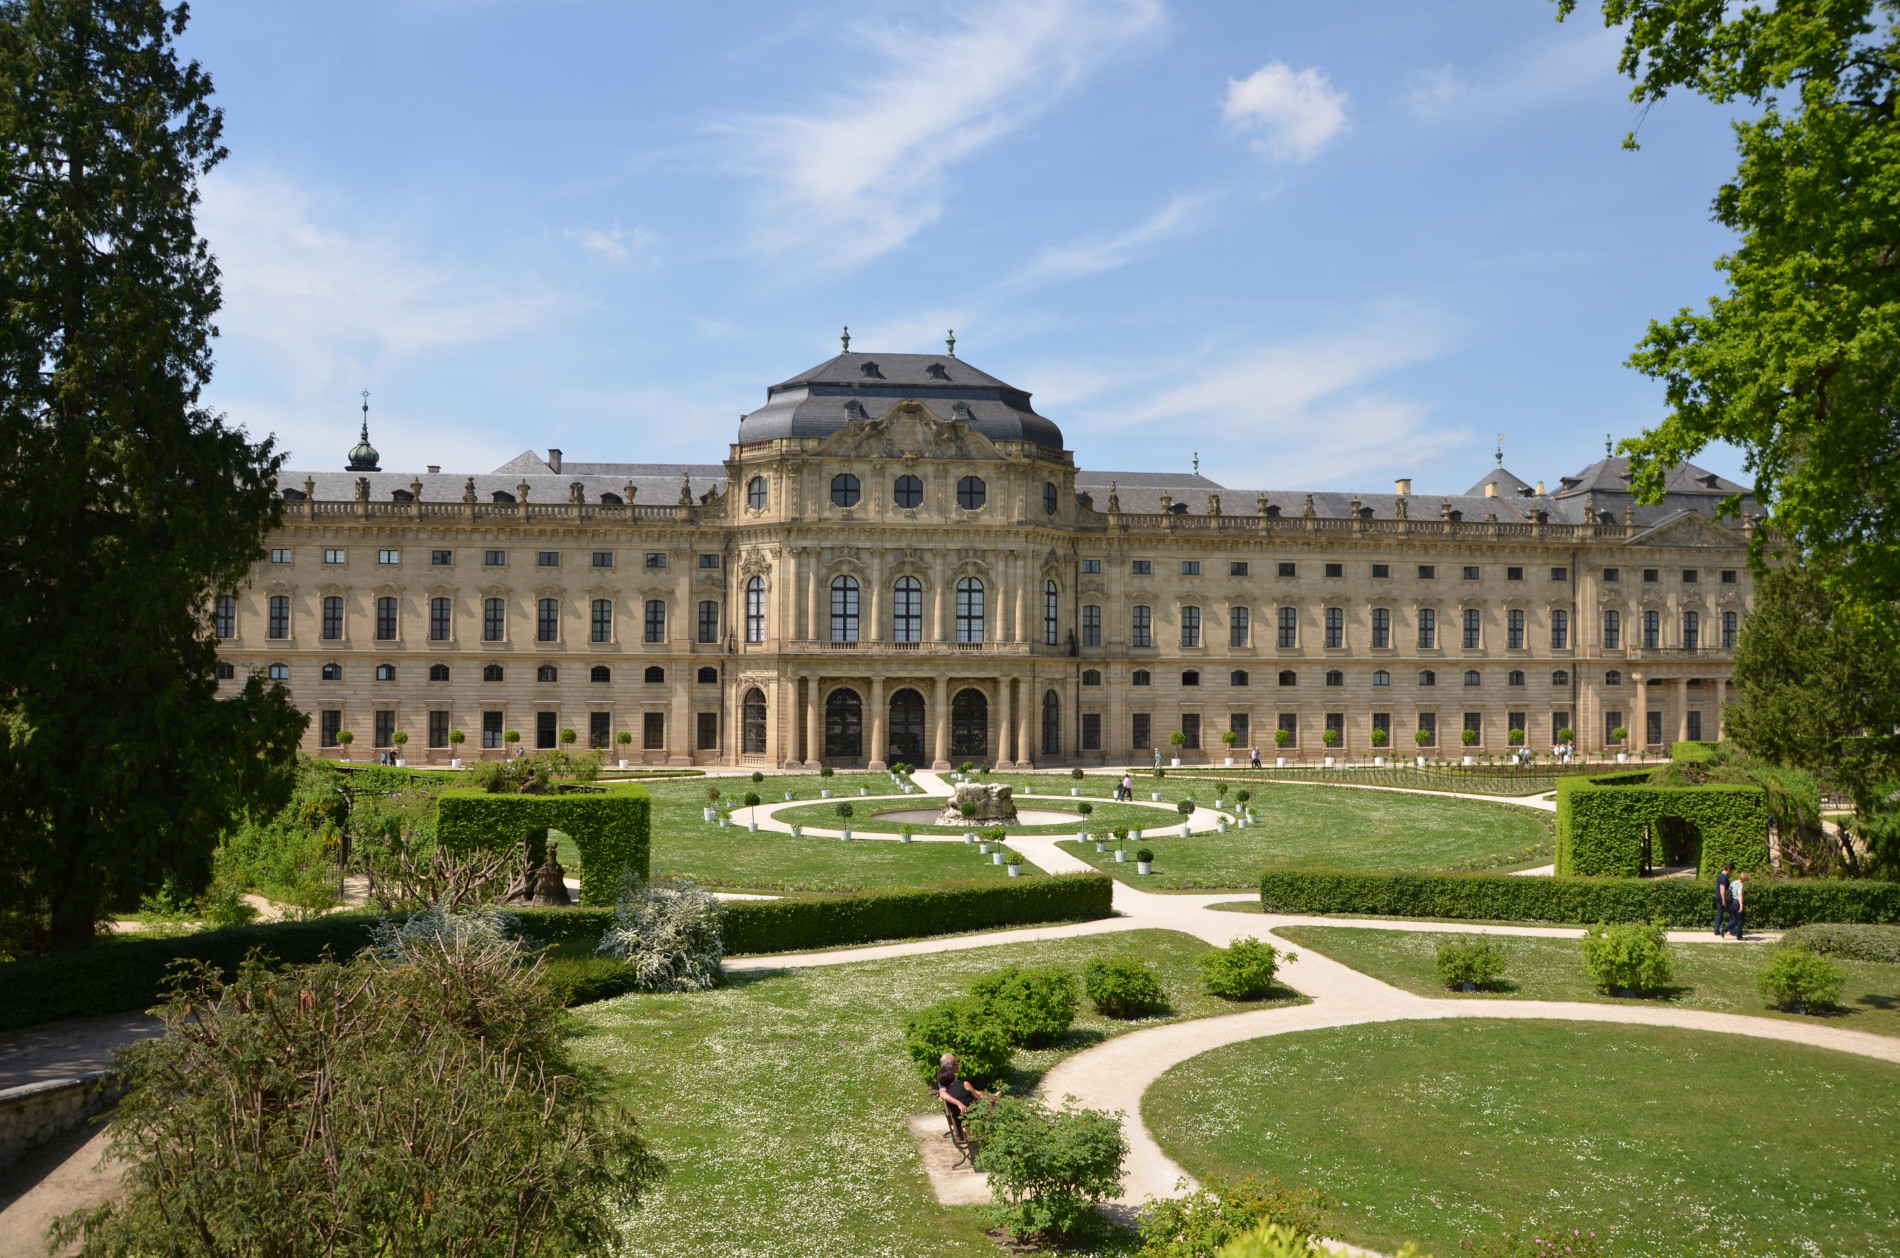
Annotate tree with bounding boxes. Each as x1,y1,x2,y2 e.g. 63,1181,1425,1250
1561,0,1900,609
0,1,304,949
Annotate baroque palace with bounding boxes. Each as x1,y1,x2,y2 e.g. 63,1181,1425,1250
216,342,1755,770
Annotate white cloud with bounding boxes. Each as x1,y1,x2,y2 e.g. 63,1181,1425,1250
1397,28,1621,127
569,224,656,264
1006,191,1216,288
1398,63,1464,120
1223,62,1349,161
724,0,1162,266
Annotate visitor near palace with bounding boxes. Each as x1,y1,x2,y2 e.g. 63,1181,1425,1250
935,1054,987,1141
1729,872,1748,939
1714,863,1734,936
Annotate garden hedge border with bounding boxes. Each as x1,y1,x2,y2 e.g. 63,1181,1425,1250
0,875,1114,1031
1555,775,1768,877
1256,869,1900,928
435,788,650,905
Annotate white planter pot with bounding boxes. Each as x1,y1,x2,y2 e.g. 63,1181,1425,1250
1276,757,1287,767
1225,757,1234,766
1076,832,1088,843
618,759,629,768
859,788,868,795
1374,757,1384,766
785,791,794,800
1007,864,1021,877
841,828,852,840
450,758,462,769
1180,824,1191,838
1071,787,1079,796
1462,756,1476,766
748,822,759,833
980,842,991,854
1324,757,1335,767
1137,860,1152,875
1417,756,1427,766
1152,792,1162,801
717,817,728,827
1218,822,1229,834
1617,753,1629,763
1215,800,1226,810
821,789,830,798
1094,841,1107,853
790,825,802,838
1130,829,1142,842
900,832,912,843
992,852,1005,865
1170,757,1181,767
1114,849,1127,863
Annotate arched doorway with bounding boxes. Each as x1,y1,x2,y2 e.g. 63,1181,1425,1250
824,687,863,760
1042,689,1061,757
742,687,767,755
951,687,988,760
888,687,926,764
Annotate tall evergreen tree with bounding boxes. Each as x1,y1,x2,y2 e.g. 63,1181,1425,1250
0,0,305,949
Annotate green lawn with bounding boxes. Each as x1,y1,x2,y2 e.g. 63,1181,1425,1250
572,929,1304,1257
1051,784,1552,889
1144,1020,1900,1256
1004,766,1583,798
772,797,1196,837
1274,925,1900,1040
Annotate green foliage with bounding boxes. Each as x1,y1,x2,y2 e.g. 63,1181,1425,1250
434,788,650,906
1170,730,1189,748
1778,921,1900,963
1555,774,1768,877
1137,847,1155,863
1198,936,1291,1000
819,764,835,778
968,964,1080,1047
1609,726,1629,745
1370,728,1389,747
903,995,1013,1085
1414,728,1433,747
836,801,855,819
1138,1174,1326,1258
1236,790,1252,804
1435,937,1508,990
1257,869,1900,928
595,875,723,992
1072,767,1086,779
1580,920,1673,994
1277,729,1294,748
1321,728,1341,748
742,791,761,808
966,1095,1127,1243
717,874,1113,954
1460,729,1479,747
51,918,661,1256
751,770,765,782
559,727,577,745
1084,954,1166,1018
1079,801,1094,815
1557,727,1576,743
1177,798,1196,816
1759,942,1847,1011
1507,728,1525,745
1211,1223,1333,1258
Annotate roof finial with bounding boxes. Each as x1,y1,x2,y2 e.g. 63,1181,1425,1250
1193,451,1200,474
840,325,850,352
346,389,380,472
1605,432,1613,456
946,329,956,357
1495,432,1505,468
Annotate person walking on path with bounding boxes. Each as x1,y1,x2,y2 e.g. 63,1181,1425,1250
1152,747,1161,771
1714,863,1734,936
1249,747,1262,769
1730,872,1748,939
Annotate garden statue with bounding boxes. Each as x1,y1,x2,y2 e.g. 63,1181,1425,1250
937,781,1018,825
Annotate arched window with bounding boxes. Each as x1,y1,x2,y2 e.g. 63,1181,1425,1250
1605,669,1623,686
830,575,860,642
483,664,504,682
893,474,923,509
1278,670,1297,686
377,596,398,641
1131,670,1151,686
1419,670,1436,686
268,662,289,681
1044,581,1059,646
746,576,765,643
376,663,397,682
591,665,611,682
644,599,666,643
824,688,863,759
888,687,926,762
536,664,557,683
1043,482,1058,515
1181,606,1202,647
1464,669,1482,686
893,576,922,642
429,664,450,682
1325,669,1344,687
1082,669,1103,685
322,663,343,681
1229,606,1249,648
1371,607,1390,648
644,665,665,683
1230,670,1250,686
951,688,988,758
742,687,768,754
592,599,613,643
957,476,987,510
955,578,985,643
697,666,718,684
1508,670,1526,686
746,476,767,509
1372,670,1389,686
538,598,559,642
830,473,861,508
1552,669,1570,686
1181,670,1201,686
1042,689,1061,756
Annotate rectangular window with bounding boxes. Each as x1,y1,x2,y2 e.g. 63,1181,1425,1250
593,599,614,643
1603,609,1620,649
590,711,611,750
538,598,560,642
1082,605,1102,647
1646,709,1664,746
1229,561,1249,576
1603,567,1620,582
894,582,921,643
1230,712,1250,745
1416,711,1436,746
537,711,558,749
1044,585,1059,646
429,710,450,749
270,548,291,564
1324,607,1343,648
431,597,452,641
1181,561,1201,576
1463,608,1481,648
1687,710,1704,740
1326,711,1345,747
1418,565,1435,579
1180,712,1201,750
378,549,400,565
1464,711,1483,741
1081,559,1102,574
1507,608,1524,649
538,551,560,567
646,553,667,569
697,711,719,751
1551,608,1568,649
216,661,234,681
376,596,397,641
1229,606,1249,648
431,550,452,566
699,554,719,569
955,582,984,643
644,711,665,750
699,601,720,644
1463,566,1480,581
594,552,615,568
1082,713,1101,750
1643,568,1660,583
1371,564,1389,579
482,710,503,749
214,595,236,639
1278,563,1297,577
1131,606,1153,648
1277,606,1297,648
1506,566,1523,581
1372,711,1390,741
1371,607,1390,648
1552,711,1571,745
485,598,505,641
1604,710,1624,744
747,582,766,644
1551,567,1568,582
1131,560,1151,575
1417,608,1436,648
1181,606,1201,648
1683,610,1700,650
645,600,666,643
321,710,342,748
1131,713,1152,750
323,549,345,565
1721,569,1738,585
1508,711,1527,742
485,550,506,566
1643,610,1660,649
1682,569,1699,583
1278,712,1299,745
374,710,396,749
1324,563,1343,578
270,595,292,640
1723,610,1737,648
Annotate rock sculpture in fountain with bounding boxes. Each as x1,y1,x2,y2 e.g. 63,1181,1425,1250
937,781,1018,825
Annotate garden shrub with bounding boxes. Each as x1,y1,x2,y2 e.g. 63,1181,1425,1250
1580,920,1673,995
903,995,1014,1085
1758,943,1846,1011
1255,870,1900,928
1084,954,1166,1018
435,789,650,905
1555,775,1768,877
1137,1173,1325,1258
966,1094,1127,1243
1778,922,1900,963
1198,937,1293,1000
969,965,1080,1046
595,876,723,992
718,874,1113,954
1211,1223,1329,1258
1435,937,1508,990
50,914,662,1258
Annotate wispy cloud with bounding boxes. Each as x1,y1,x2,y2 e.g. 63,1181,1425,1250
1395,28,1621,127
723,0,1162,266
568,224,656,264
1398,63,1464,120
1223,62,1349,161
1006,191,1217,288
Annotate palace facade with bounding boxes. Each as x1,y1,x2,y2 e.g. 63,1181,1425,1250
216,347,1755,769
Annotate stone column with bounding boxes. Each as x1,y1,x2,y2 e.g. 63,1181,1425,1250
787,549,803,641
1014,562,1028,643
932,559,947,642
868,675,887,770
932,675,950,769
1679,678,1692,744
806,676,822,768
996,678,1013,769
869,554,885,642
669,671,692,767
1713,675,1727,740
806,551,821,644
1633,674,1648,751
1018,679,1035,769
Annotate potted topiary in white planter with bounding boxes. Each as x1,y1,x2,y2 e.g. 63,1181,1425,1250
448,726,465,768
503,728,520,757
1611,726,1630,763
1321,726,1340,767
1136,847,1154,875
1114,846,1128,863
1370,727,1389,767
1071,766,1084,795
1168,729,1186,766
336,729,354,761
1274,725,1291,766
616,729,632,768
391,729,409,766
835,800,854,839
1221,727,1239,765
900,825,914,844
1461,727,1479,764
1005,853,1021,876
744,792,762,831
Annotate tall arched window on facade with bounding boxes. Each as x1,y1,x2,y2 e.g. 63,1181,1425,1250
745,576,765,643
829,575,860,641
742,687,768,754
888,687,926,762
893,576,922,642
746,476,767,509
824,688,863,759
956,578,985,643
951,688,988,757
1044,581,1059,646
1041,689,1061,756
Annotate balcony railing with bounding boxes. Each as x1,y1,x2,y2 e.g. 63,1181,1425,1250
782,638,1034,657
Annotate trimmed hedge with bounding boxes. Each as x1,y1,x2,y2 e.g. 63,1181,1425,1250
1555,775,1767,877
1779,922,1900,964
718,874,1114,955
1256,869,1900,928
435,788,650,905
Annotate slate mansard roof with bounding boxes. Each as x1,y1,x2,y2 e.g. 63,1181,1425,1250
735,352,1065,450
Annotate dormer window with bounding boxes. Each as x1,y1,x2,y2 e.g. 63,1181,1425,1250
843,399,868,419
598,492,623,505
926,362,950,380
490,490,516,503
951,401,974,421
390,488,413,502
859,361,883,379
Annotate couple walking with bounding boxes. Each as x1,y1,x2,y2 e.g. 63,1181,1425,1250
1714,863,1748,939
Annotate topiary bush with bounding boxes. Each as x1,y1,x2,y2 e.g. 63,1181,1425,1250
966,1095,1127,1244
1555,775,1770,877
1758,943,1846,1012
1136,847,1155,864
1198,937,1292,1000
1084,955,1166,1018
1435,937,1509,991
1136,1173,1325,1258
903,995,1013,1085
742,792,761,809
819,764,834,778
1778,922,1900,963
1580,920,1673,995
969,965,1080,1047
750,770,764,783
1177,798,1195,816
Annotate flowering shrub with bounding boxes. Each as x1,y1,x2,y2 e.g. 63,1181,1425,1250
969,965,1079,1047
594,875,723,992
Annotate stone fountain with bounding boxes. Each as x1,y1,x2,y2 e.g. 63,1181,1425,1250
936,781,1018,826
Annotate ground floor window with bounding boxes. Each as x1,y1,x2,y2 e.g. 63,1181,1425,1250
1508,711,1526,743
1416,712,1435,746
1278,712,1298,745
1041,689,1060,757
591,711,611,749
374,710,396,748
483,710,503,748
1371,712,1390,742
743,688,768,754
321,710,342,747
698,711,720,751
644,711,665,750
1687,710,1703,741
1082,712,1101,750
1552,711,1571,744
825,688,862,759
1325,712,1344,747
536,711,557,749
889,688,926,763
1229,712,1249,745
1463,712,1482,742
1604,710,1624,744
1180,712,1200,750
429,711,449,748
1646,710,1664,746
951,688,988,759
1131,713,1151,750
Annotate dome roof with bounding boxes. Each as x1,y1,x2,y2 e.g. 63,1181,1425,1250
737,352,1064,449
346,420,380,472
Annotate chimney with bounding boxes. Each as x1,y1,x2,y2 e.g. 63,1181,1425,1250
1395,478,1411,496
1484,482,1498,498
1535,480,1546,495
547,449,562,473
427,465,440,474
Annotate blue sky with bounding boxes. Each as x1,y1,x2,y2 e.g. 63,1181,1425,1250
181,0,1750,494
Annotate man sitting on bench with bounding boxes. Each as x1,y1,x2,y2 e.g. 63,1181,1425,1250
935,1053,988,1146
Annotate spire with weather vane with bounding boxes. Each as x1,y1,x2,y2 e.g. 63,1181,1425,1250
346,389,381,472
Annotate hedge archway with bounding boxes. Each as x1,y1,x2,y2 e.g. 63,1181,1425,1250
434,788,650,905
